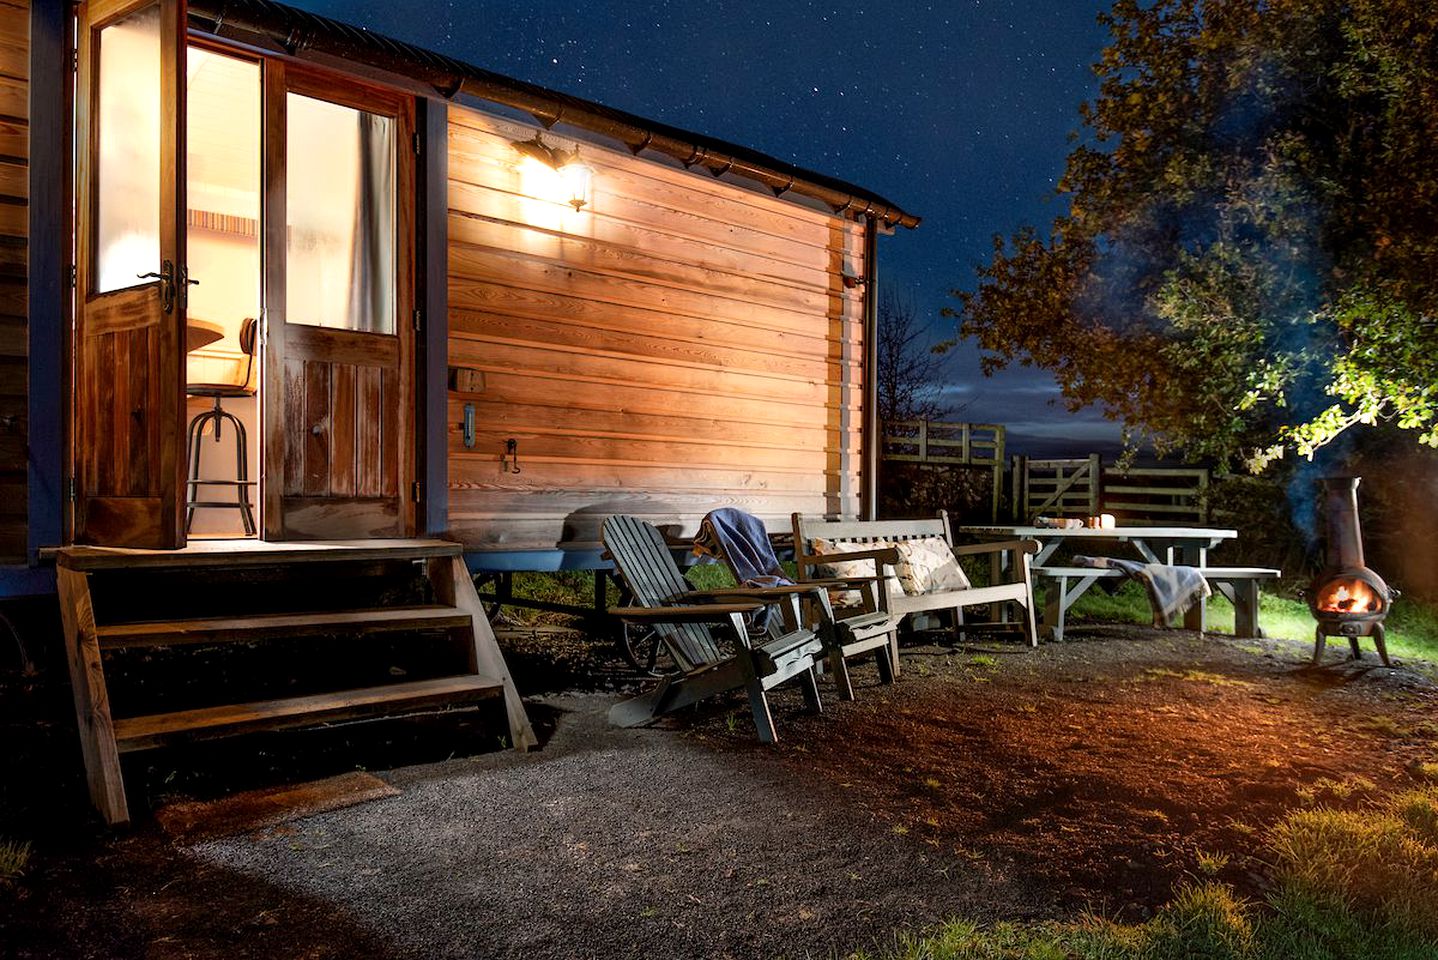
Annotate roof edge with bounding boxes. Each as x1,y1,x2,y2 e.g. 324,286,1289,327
188,0,921,229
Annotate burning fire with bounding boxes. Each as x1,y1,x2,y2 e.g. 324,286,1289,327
1317,578,1381,614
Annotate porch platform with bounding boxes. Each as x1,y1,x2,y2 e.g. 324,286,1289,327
52,537,463,571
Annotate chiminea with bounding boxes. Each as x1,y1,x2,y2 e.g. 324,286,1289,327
1307,476,1396,666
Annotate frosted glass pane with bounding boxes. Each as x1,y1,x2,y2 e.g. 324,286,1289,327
286,94,395,333
96,5,162,294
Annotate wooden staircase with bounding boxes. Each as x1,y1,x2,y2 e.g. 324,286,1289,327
57,539,536,826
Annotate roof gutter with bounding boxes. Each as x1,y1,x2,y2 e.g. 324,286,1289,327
187,0,920,230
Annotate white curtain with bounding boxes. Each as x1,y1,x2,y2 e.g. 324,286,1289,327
347,112,395,333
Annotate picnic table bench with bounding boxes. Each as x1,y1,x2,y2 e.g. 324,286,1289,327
1040,564,1281,642
958,525,1280,642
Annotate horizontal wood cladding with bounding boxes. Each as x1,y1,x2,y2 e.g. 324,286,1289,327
0,0,24,563
446,105,868,551
0,3,24,85
448,338,858,411
448,215,858,326
448,249,852,343
448,398,840,456
458,373,855,436
447,111,851,248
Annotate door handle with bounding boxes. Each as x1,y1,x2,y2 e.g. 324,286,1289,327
136,260,176,314
179,265,198,311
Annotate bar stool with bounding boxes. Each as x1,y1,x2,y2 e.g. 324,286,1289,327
186,317,258,535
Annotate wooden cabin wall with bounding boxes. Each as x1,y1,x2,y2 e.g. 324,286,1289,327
0,0,27,564
445,105,866,550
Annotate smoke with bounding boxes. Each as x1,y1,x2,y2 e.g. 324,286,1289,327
1286,433,1354,556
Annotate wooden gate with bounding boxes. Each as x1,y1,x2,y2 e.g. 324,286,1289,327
1011,454,1100,522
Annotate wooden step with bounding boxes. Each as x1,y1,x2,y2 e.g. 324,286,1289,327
55,538,463,572
97,605,471,650
113,675,505,752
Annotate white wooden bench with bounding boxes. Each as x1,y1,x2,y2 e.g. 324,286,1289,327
1039,565,1281,642
792,511,1041,648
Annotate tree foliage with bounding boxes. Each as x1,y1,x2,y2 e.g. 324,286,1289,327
948,0,1438,470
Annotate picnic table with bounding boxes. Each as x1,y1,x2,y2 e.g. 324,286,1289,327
957,524,1276,641
958,524,1238,568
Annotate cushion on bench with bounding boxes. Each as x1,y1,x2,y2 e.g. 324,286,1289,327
893,536,971,595
812,537,903,607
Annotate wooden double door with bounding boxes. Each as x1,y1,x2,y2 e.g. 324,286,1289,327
72,0,416,547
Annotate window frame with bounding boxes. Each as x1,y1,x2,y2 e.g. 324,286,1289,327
279,65,410,337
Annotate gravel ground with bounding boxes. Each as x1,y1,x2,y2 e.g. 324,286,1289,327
189,693,1044,960
5,626,1437,960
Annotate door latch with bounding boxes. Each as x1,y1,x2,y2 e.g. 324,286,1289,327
502,438,521,474
179,264,199,311
136,260,176,314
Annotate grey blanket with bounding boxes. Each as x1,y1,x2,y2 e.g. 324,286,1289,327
693,508,791,633
1073,555,1211,626
693,508,790,588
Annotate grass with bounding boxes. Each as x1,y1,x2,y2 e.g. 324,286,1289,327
1136,667,1253,688
0,837,30,880
1196,850,1231,876
850,787,1438,960
500,563,1438,666
1067,581,1438,663
494,564,741,627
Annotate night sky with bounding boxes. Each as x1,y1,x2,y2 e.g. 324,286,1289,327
294,0,1120,454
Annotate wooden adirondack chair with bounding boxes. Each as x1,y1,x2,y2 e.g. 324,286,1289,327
695,508,901,701
602,515,827,743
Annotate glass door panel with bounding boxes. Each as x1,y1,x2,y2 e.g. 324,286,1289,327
95,4,161,293
285,93,396,334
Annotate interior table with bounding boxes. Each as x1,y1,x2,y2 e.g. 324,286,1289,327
957,524,1239,639
185,318,225,353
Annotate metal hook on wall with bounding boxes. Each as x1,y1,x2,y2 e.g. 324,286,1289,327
502,438,522,474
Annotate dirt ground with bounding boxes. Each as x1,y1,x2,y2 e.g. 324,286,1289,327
3,625,1438,959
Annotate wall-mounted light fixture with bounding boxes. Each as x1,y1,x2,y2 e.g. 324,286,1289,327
510,133,595,211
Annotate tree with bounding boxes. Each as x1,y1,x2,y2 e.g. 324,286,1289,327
876,289,957,426
947,0,1438,471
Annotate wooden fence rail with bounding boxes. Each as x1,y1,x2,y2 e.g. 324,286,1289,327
878,420,1210,525
1099,465,1210,524
881,420,1006,521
